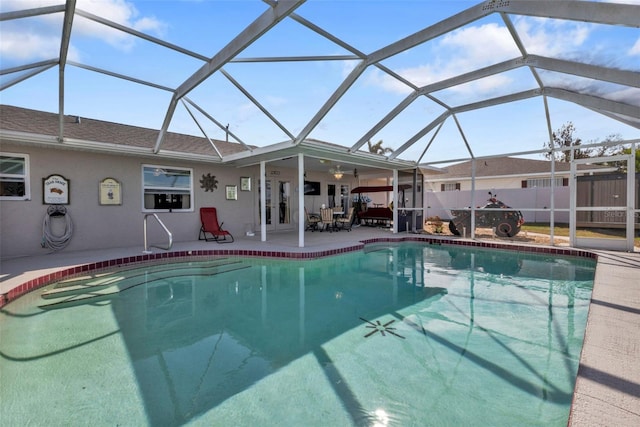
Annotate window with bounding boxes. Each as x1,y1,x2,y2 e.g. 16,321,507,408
0,153,30,200
142,165,193,211
441,183,461,191
522,178,567,188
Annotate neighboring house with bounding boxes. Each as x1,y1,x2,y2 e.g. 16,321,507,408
1,105,415,258
423,157,616,192
422,157,618,225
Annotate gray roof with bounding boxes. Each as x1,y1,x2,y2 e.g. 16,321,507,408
0,104,417,174
425,156,611,180
0,104,248,157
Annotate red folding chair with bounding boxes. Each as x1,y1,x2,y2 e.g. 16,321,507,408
198,207,234,243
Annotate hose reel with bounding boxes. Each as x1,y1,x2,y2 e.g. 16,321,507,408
42,205,73,251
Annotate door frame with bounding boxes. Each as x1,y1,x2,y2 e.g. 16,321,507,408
570,152,635,251
258,177,295,232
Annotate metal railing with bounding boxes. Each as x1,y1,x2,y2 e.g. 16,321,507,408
143,213,173,253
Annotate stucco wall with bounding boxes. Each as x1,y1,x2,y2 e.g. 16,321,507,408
1,143,264,258
1,143,363,258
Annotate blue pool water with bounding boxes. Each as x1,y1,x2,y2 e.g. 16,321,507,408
0,243,596,426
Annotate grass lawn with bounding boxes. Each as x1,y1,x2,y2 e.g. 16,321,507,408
521,223,640,246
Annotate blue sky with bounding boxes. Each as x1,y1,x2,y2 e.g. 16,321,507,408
1,0,639,164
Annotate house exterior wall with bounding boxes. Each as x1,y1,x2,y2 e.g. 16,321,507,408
0,142,254,257
1,142,361,258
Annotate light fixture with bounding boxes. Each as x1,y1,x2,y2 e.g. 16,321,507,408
331,165,344,180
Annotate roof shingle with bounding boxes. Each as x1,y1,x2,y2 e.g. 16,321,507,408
0,105,250,157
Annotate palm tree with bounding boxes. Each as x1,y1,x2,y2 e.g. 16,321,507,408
367,139,393,155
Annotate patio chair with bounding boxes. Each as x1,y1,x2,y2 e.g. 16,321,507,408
198,207,234,243
305,208,321,231
319,207,335,232
336,207,355,231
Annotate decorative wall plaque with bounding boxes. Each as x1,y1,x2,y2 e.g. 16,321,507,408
43,174,70,204
226,185,237,200
240,177,251,191
99,178,122,205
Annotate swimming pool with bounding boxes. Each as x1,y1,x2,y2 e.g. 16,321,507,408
0,242,596,426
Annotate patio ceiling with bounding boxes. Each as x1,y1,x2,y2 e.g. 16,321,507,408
1,0,639,170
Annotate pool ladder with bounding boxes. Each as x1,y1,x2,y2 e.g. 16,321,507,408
143,213,173,253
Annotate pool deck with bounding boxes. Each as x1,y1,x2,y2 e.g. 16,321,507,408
1,226,639,425
568,250,640,426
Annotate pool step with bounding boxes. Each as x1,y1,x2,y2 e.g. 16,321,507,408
42,259,235,298
39,259,249,310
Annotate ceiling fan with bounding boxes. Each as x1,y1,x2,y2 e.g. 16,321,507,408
328,164,347,179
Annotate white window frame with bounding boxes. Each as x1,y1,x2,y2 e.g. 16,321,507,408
0,152,31,201
142,164,194,212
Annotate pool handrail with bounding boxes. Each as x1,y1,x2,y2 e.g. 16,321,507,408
143,213,173,253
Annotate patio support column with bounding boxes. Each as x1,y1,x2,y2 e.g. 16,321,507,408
298,153,305,247
544,95,555,245
550,148,556,245
393,169,398,234
412,168,418,233
261,160,267,242
626,143,636,251
470,159,476,239
569,148,577,246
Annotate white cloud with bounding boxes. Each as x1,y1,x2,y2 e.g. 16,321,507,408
0,1,63,61
439,23,517,70
629,37,640,56
606,87,640,105
73,0,167,51
0,30,64,61
366,23,518,96
448,74,513,97
133,16,166,35
340,59,359,79
365,67,415,95
0,0,62,9
0,0,167,61
407,23,518,88
513,16,591,58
